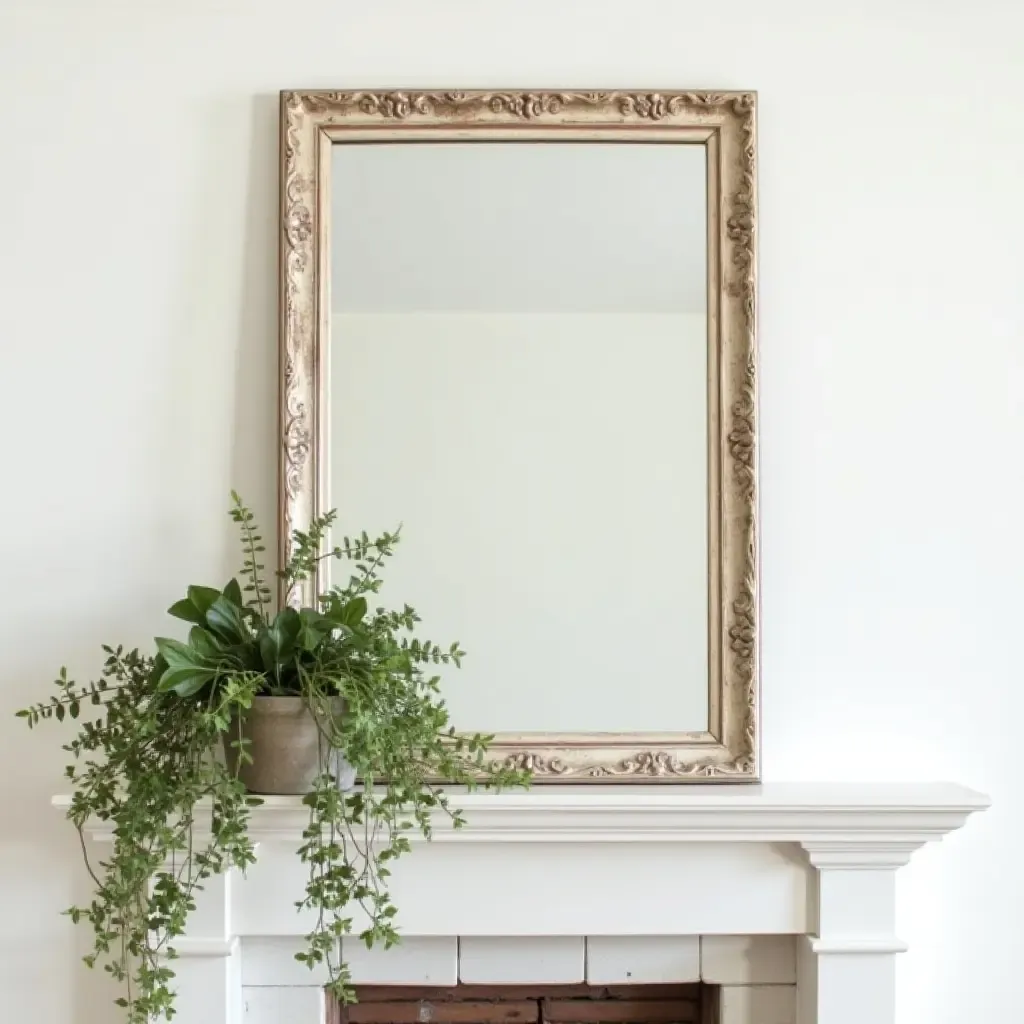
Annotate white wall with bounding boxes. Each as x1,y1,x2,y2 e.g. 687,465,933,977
0,2,1020,1022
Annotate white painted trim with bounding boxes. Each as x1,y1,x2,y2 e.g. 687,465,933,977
242,986,324,1024
719,984,796,1024
587,936,701,984
458,936,585,984
700,935,796,985
241,937,332,987
56,783,989,849
800,843,920,870
343,937,458,985
53,782,989,1024
809,937,909,955
167,938,239,958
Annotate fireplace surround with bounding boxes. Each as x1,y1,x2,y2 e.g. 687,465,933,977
63,782,987,1024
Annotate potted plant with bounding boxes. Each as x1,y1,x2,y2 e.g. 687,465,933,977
18,494,529,1024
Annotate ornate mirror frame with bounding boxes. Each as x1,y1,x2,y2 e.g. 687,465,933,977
278,90,758,782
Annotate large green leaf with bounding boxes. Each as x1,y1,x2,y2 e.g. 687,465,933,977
154,637,216,695
276,606,302,639
188,626,227,661
344,596,367,625
222,578,244,607
259,607,301,676
297,608,334,652
155,636,205,668
257,632,276,677
156,666,215,697
325,595,367,630
167,599,204,625
187,585,221,615
167,585,222,625
205,595,249,644
147,652,169,687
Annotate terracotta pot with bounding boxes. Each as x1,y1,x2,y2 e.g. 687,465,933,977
223,696,354,795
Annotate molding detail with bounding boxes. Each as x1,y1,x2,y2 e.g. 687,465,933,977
60,783,988,848
499,750,755,780
279,89,759,781
56,780,986,1024
808,937,910,955
801,842,921,870
162,938,239,959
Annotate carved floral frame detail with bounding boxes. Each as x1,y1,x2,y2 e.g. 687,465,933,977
279,90,758,782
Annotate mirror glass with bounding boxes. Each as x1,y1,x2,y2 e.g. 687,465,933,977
328,141,708,736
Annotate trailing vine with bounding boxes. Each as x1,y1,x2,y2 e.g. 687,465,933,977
18,495,529,1020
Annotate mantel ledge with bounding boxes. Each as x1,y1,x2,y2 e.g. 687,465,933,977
54,782,988,857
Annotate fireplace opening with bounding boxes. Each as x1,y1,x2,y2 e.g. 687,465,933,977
327,984,718,1024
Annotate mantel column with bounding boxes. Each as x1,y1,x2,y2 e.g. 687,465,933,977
796,843,917,1024
166,868,242,1024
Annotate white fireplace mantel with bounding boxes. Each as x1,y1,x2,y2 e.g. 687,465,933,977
59,782,989,1024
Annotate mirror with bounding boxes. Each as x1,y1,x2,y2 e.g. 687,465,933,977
279,91,759,781
330,140,709,735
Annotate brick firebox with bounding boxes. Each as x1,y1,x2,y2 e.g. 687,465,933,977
328,985,716,1024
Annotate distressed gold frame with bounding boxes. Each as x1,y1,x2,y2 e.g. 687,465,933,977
279,90,758,782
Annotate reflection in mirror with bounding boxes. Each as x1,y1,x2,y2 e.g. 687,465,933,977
328,142,708,736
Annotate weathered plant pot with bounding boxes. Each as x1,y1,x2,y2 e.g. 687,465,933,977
224,696,354,795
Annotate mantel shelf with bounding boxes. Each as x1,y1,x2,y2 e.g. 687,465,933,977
52,781,992,1023
55,781,989,855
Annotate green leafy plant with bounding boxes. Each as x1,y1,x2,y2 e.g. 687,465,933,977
18,494,529,1023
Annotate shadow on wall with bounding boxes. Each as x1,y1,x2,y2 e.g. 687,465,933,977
153,91,280,556
230,93,280,556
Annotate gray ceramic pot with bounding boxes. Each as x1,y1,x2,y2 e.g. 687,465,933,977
224,696,354,795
